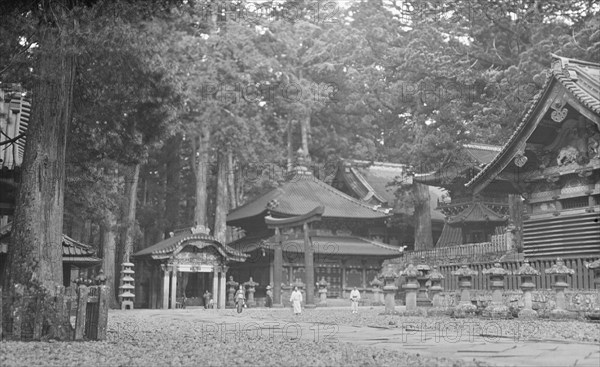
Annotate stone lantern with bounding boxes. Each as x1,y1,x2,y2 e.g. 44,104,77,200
545,258,575,319
226,276,239,307
369,276,384,305
427,266,446,316
316,277,329,306
584,259,600,319
482,262,511,318
416,257,432,307
400,263,419,314
243,277,259,307
451,265,478,318
379,263,399,314
515,259,540,319
118,262,135,310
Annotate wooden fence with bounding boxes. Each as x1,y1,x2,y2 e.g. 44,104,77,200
436,256,598,291
0,284,108,341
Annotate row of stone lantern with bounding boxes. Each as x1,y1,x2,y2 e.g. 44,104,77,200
375,257,591,319
226,276,260,307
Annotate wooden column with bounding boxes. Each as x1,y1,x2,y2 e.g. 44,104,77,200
273,227,283,306
304,222,315,307
219,269,226,309
361,260,367,288
162,265,170,309
341,259,347,298
170,268,178,309
212,268,218,305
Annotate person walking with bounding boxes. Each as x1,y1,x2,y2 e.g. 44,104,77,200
234,285,245,313
350,287,361,314
290,286,303,316
265,285,273,308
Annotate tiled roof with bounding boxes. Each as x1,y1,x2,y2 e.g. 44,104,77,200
446,202,508,224
0,223,99,260
227,172,390,224
133,228,248,261
338,160,446,221
466,54,600,192
228,234,403,257
435,223,463,247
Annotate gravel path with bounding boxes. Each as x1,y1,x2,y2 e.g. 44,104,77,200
1,306,598,367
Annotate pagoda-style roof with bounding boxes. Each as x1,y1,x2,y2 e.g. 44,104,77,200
227,171,391,226
228,234,403,258
447,202,508,224
333,159,446,221
413,143,502,187
467,55,600,193
133,227,248,262
0,223,101,265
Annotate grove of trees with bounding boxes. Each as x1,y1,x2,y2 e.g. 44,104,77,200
0,0,597,339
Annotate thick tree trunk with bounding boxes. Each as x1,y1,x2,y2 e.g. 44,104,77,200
164,135,182,234
287,120,294,171
213,152,228,243
6,24,74,293
227,151,236,210
102,211,119,309
191,127,210,227
122,163,140,261
412,182,433,250
300,114,310,158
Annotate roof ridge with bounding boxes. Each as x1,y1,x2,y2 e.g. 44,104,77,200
349,167,388,203
354,235,404,252
462,143,502,152
308,175,391,215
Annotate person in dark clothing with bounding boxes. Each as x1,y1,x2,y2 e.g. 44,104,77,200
203,290,211,309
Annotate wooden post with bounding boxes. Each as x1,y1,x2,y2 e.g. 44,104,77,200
303,222,315,307
273,228,283,307
74,285,89,340
212,269,218,306
219,270,226,309
170,269,178,309
96,285,109,341
162,266,169,309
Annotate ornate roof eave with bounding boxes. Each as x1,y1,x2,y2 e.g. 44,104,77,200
467,55,600,194
135,233,249,262
446,202,508,224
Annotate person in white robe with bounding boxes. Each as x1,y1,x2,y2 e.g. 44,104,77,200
290,287,303,315
350,287,361,314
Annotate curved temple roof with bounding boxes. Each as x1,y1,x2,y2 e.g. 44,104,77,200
466,55,600,193
227,172,391,225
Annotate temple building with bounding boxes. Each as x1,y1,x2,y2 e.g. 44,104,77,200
226,157,404,305
413,144,513,247
466,54,600,259
132,226,248,309
331,159,445,248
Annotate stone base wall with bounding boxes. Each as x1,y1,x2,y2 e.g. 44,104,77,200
438,290,600,313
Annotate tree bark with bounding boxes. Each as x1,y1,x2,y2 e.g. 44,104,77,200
287,120,294,171
227,151,236,210
102,210,119,309
122,163,140,261
412,182,433,250
6,21,75,293
300,113,310,158
213,151,228,243
164,135,181,235
191,126,210,227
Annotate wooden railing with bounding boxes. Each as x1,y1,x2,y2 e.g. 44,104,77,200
0,284,109,341
401,233,512,266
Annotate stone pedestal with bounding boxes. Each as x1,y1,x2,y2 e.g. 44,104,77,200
416,258,431,307
545,258,576,319
400,263,420,315
516,259,540,319
370,277,384,306
427,266,447,316
482,262,511,318
226,276,238,307
243,277,259,307
316,277,329,306
379,264,399,315
451,265,478,318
